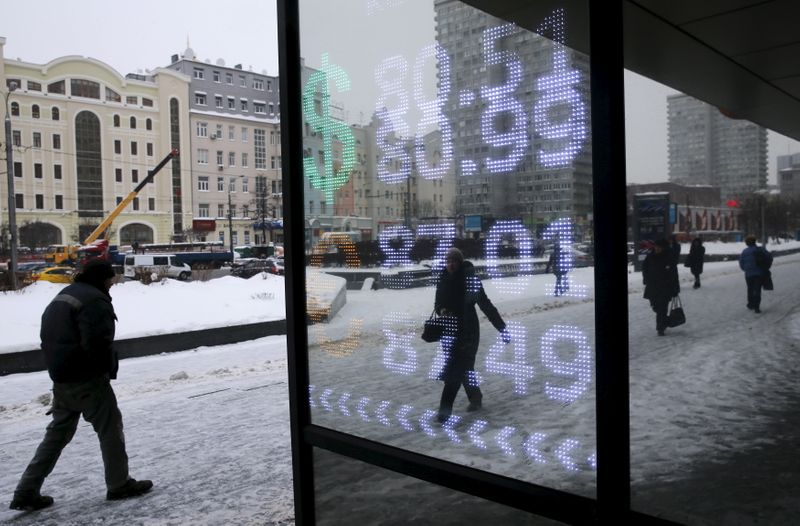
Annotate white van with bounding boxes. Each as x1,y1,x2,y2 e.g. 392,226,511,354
123,253,192,281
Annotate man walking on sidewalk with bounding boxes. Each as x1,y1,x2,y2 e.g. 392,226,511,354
9,260,152,512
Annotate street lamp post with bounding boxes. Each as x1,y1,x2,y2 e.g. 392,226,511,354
3,81,18,290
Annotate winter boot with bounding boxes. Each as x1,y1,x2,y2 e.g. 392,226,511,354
106,478,153,501
9,493,54,511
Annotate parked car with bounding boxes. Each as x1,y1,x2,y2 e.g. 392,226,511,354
123,254,192,281
34,266,75,284
231,258,280,278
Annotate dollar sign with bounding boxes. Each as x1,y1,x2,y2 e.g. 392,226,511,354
303,54,356,204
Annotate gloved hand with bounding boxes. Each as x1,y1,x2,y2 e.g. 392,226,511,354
501,329,511,344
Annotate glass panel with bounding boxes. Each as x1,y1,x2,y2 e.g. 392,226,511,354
300,0,595,496
314,447,567,525
626,72,800,523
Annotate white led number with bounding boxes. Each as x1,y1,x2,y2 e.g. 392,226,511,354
413,43,453,180
541,325,592,403
481,23,528,173
375,56,411,183
485,321,534,395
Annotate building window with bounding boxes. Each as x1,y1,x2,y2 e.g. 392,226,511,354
15,194,23,209
254,102,266,114
33,132,42,148
27,81,42,91
198,176,209,191
253,78,264,90
218,177,224,191
126,95,137,105
142,98,153,107
32,105,40,119
229,177,236,192
106,87,121,102
269,103,275,115
229,126,235,140
51,107,60,120
195,93,207,105
34,163,43,178
116,196,123,205
215,96,223,108
229,152,236,167
197,122,208,137
241,127,248,142
267,79,272,92
36,194,44,209
47,80,65,94
225,73,233,85
228,97,235,110
218,204,225,217
146,143,153,156
239,75,246,87
146,118,152,130
242,177,249,193
241,152,248,167
232,230,238,245
130,141,138,156
216,124,223,138
193,67,205,79
14,162,22,178
55,195,63,209
132,169,139,183
10,102,19,116
197,149,209,164
244,230,251,244
52,134,61,150
198,203,209,217
54,164,62,180
130,116,137,129
240,100,248,112
12,130,20,146
71,79,100,99
217,150,224,166
218,230,225,242
148,197,155,211
213,71,220,82
116,168,123,182
113,114,120,127
254,129,266,169
114,140,122,154
133,197,140,211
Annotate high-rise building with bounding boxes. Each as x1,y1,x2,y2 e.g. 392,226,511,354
168,48,282,245
433,0,593,235
0,37,192,247
777,153,800,197
667,93,767,201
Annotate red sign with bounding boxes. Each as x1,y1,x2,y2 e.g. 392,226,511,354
192,219,217,232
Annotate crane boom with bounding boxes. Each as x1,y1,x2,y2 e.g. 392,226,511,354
83,149,179,245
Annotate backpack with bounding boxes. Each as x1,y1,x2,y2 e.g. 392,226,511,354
753,248,772,271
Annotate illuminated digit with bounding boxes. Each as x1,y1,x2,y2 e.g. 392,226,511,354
416,223,455,285
382,312,418,375
310,233,361,268
375,56,411,183
480,24,528,173
484,321,534,395
555,438,581,471
427,319,458,380
413,43,453,180
541,217,587,298
485,220,534,294
523,432,548,464
533,9,588,168
379,226,414,288
540,325,592,403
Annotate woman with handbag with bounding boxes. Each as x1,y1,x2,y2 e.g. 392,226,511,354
433,247,509,423
642,238,680,336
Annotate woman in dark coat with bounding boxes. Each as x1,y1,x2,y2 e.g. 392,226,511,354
434,248,508,422
684,237,705,289
642,238,680,336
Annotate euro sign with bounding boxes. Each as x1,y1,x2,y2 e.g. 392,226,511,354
303,54,356,203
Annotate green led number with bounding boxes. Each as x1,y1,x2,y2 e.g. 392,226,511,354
302,53,356,203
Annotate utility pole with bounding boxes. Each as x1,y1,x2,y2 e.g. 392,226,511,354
228,182,235,264
3,81,18,290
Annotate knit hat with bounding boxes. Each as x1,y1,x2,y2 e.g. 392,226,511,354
75,259,115,287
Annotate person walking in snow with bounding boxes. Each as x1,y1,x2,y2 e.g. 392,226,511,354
9,260,152,512
738,235,772,313
684,237,705,289
433,247,509,423
642,238,680,336
545,241,569,296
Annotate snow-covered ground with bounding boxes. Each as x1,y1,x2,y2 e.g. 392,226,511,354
1,240,799,525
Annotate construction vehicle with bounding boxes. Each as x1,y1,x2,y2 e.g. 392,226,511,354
75,149,180,268
43,244,78,265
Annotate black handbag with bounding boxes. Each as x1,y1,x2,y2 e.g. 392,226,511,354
421,311,455,343
667,295,686,327
762,271,774,291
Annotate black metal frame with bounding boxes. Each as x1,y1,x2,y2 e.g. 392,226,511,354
278,0,677,523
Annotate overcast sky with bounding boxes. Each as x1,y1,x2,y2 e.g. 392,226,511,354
2,0,798,185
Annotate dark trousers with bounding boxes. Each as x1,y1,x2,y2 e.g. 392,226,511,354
15,375,129,496
438,336,482,415
692,271,701,287
554,273,569,296
746,276,763,309
650,297,670,332
439,373,482,415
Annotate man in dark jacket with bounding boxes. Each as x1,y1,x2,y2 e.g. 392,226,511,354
545,241,569,296
739,235,773,313
642,238,680,336
434,248,509,423
9,260,152,512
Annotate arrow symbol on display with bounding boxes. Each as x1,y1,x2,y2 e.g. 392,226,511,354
396,405,415,431
466,420,488,449
555,439,580,471
337,392,351,416
419,410,438,437
496,426,517,456
356,397,371,421
523,432,548,464
441,415,462,443
376,400,392,426
320,389,334,412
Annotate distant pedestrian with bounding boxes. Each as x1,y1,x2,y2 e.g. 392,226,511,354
433,248,509,423
545,241,569,296
668,234,681,266
738,235,773,313
642,238,680,336
684,237,705,289
9,260,152,512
